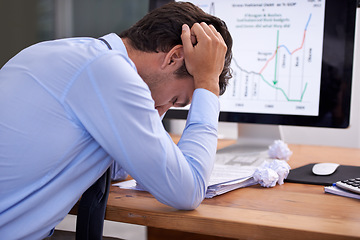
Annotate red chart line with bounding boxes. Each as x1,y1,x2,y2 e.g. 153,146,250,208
259,29,308,75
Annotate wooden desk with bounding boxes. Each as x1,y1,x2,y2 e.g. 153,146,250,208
73,139,360,240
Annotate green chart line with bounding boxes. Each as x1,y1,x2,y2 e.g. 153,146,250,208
259,74,308,102
273,30,279,85
263,29,308,102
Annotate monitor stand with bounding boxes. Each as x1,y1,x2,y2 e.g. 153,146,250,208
216,123,282,166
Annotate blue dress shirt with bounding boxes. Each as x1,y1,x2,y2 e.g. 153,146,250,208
0,33,219,239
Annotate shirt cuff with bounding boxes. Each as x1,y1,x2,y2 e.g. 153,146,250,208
186,88,220,127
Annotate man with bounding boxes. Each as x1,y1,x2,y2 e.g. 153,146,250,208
0,2,232,239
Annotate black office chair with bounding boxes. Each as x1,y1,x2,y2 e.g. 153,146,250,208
75,168,111,240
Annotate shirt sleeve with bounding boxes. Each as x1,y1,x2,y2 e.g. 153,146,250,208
65,52,219,210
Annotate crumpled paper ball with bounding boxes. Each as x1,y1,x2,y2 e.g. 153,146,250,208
253,167,279,188
253,159,291,187
266,160,291,185
268,140,292,161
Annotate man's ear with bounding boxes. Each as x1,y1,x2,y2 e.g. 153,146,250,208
160,45,184,70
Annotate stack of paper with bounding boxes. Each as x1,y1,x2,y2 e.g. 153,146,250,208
324,185,360,200
205,164,257,198
113,163,259,198
206,177,256,198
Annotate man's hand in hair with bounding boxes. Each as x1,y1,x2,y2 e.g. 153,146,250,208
181,22,227,96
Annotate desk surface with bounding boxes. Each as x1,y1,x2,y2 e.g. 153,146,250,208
75,138,360,240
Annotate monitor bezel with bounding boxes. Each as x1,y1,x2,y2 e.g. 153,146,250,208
151,0,357,128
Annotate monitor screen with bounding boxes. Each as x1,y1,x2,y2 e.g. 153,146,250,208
153,0,358,128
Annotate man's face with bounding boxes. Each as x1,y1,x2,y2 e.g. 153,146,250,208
144,71,195,117
130,42,194,117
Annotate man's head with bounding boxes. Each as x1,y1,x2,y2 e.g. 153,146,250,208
120,1,232,95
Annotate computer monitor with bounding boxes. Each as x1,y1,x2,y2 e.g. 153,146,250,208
151,0,359,151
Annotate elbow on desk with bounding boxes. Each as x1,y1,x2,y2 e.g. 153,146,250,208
162,195,203,211
157,182,206,211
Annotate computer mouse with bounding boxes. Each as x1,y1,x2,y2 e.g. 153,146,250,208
312,163,340,176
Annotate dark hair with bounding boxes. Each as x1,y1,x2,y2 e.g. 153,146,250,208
119,1,233,95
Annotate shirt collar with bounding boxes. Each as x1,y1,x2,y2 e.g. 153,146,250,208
100,33,129,57
100,33,137,71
